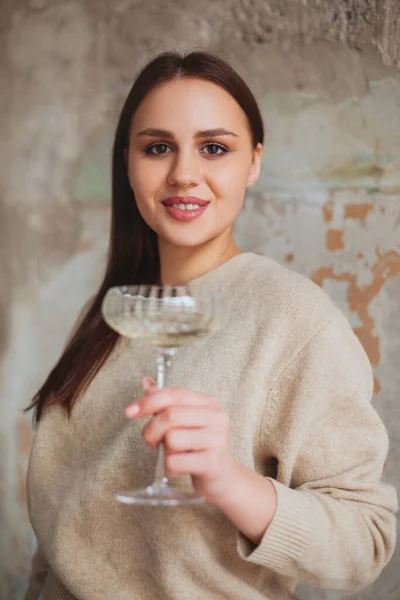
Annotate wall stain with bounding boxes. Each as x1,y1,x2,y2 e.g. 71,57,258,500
15,561,30,576
322,197,334,223
76,239,94,253
18,417,33,458
373,377,382,395
17,463,27,507
319,139,398,191
284,252,295,263
312,248,400,394
327,162,387,183
344,202,373,221
326,228,345,250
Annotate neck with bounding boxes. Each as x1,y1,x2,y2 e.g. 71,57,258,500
158,235,241,285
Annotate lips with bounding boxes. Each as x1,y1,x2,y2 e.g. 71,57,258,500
161,196,210,223
162,196,209,207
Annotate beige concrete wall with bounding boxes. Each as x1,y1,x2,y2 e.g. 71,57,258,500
0,1,399,598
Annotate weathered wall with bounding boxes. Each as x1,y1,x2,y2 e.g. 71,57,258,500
0,1,399,599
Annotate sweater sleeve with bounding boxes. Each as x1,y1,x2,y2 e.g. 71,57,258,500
24,545,48,600
237,315,398,591
25,301,94,594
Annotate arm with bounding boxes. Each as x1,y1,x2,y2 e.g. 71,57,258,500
212,462,277,544
226,316,397,591
127,315,397,591
24,299,94,598
25,546,48,600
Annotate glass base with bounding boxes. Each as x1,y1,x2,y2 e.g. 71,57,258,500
115,484,205,506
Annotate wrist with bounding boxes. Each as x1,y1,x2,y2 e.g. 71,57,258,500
211,461,277,545
211,460,251,509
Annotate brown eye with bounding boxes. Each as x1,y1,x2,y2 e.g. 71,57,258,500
202,143,228,156
145,143,171,155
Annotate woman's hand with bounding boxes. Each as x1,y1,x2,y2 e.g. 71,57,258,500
126,377,238,503
126,377,277,543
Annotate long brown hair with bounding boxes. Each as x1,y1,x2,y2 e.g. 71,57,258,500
27,51,265,424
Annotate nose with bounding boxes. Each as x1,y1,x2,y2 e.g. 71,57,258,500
166,149,202,189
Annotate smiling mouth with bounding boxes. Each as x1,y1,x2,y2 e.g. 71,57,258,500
161,197,210,222
165,202,204,210
162,196,210,208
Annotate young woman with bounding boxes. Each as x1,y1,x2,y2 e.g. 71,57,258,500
25,51,397,600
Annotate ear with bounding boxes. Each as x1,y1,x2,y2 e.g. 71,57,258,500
248,143,263,187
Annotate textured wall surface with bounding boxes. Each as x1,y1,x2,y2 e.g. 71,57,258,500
0,1,399,599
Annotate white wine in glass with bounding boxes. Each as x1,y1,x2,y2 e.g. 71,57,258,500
101,284,223,506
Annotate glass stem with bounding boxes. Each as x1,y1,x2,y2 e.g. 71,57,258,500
153,351,174,488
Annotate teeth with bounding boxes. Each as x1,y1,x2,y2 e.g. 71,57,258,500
171,203,202,210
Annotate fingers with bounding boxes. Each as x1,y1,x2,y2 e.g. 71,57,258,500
142,377,157,393
165,450,220,479
126,386,219,418
164,430,222,453
142,406,228,448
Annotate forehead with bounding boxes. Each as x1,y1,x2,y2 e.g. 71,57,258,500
130,77,249,134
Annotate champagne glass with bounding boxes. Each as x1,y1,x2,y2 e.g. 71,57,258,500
101,284,223,506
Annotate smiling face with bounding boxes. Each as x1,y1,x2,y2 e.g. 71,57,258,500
126,77,262,251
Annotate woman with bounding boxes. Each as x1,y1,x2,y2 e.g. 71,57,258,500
25,51,397,600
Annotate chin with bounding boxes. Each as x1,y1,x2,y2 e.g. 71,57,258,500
167,236,211,249
160,229,216,249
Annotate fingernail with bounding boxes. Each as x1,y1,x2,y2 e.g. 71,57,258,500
126,404,140,418
142,376,156,391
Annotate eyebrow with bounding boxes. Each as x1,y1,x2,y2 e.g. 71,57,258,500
136,128,238,139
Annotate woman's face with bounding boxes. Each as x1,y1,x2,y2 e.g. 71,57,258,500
126,77,262,250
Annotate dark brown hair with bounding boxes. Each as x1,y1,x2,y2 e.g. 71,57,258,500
26,50,264,423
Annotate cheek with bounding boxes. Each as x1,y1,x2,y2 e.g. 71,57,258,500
208,161,248,206
126,160,162,228
128,157,164,196
128,157,165,203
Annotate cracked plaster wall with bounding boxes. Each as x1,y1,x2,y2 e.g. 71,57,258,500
0,1,399,599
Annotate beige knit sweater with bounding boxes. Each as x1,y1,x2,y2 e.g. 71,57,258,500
25,253,397,600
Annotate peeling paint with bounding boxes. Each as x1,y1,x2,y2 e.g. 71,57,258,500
344,203,374,221
312,248,400,393
326,229,345,250
373,377,382,395
322,198,334,223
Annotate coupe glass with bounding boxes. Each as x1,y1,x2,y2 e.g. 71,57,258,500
101,284,223,506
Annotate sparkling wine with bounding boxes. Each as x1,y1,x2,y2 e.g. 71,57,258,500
108,311,212,349
101,284,224,505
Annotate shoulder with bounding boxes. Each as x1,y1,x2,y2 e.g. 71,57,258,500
237,253,341,331
237,254,373,387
